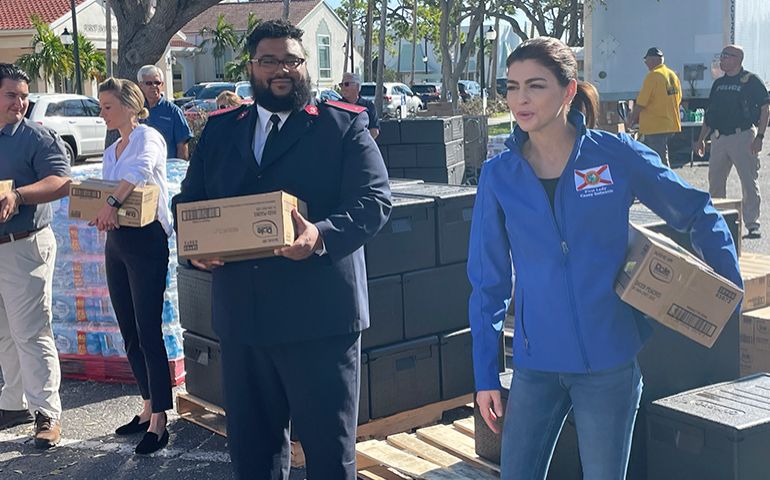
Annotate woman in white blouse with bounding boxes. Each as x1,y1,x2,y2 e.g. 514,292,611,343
91,78,172,455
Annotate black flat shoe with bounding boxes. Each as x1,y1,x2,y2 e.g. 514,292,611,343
135,429,169,455
115,416,150,436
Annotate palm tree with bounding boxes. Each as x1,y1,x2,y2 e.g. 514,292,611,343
224,13,261,82
16,15,72,92
76,33,107,83
199,13,238,80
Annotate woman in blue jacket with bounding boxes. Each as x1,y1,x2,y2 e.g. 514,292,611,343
468,37,742,479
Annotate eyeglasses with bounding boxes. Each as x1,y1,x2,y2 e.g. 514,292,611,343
339,81,357,87
143,80,163,87
249,57,306,71
720,52,739,58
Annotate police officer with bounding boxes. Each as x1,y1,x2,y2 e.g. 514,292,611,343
695,44,769,237
0,64,70,448
172,20,391,480
339,72,380,139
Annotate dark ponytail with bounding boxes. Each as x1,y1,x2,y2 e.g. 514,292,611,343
574,81,599,128
506,37,599,128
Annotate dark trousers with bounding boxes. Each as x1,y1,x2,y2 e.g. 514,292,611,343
105,221,172,412
221,332,360,480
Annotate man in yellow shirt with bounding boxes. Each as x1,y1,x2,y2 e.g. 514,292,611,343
627,47,682,166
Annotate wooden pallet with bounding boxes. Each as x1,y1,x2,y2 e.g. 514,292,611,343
177,391,473,470
356,415,500,480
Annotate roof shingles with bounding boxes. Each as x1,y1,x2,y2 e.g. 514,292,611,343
182,0,321,35
0,0,87,31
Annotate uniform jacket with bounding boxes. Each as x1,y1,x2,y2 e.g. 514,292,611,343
172,100,391,345
468,110,742,391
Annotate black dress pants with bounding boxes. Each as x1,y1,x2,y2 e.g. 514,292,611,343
105,221,172,412
221,332,360,480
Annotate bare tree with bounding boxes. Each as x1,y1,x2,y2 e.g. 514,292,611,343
109,0,222,80
374,0,387,115
439,0,483,111
491,0,585,46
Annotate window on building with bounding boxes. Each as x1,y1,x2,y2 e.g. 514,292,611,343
318,34,331,80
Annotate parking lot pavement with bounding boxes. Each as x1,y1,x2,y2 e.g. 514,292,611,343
0,380,307,480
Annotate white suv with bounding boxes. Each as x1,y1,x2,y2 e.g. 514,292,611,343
360,82,423,118
25,93,106,163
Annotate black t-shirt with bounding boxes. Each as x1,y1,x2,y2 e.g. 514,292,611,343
354,97,380,130
705,69,770,132
540,177,559,214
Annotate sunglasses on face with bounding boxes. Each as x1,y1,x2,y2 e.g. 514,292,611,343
720,52,739,59
143,81,163,87
339,81,357,87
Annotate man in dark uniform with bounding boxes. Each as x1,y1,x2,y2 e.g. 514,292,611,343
339,72,380,139
172,20,391,480
695,44,769,237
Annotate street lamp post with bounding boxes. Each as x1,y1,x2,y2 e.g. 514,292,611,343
423,37,429,75
66,0,83,95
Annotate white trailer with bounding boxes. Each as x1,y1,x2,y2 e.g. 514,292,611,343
584,0,770,103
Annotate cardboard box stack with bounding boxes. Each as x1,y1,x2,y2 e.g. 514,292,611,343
376,117,466,185
738,253,770,376
51,162,187,384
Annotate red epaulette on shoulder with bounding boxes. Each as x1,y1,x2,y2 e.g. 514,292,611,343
325,100,367,114
208,105,241,118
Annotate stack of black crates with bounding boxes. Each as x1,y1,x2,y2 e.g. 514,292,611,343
376,117,466,185
177,177,483,426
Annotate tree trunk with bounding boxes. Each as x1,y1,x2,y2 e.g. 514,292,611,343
410,0,417,84
439,0,453,107
443,2,483,112
364,0,374,81
105,0,113,77
568,0,580,46
374,0,387,116
282,0,290,20
347,0,354,72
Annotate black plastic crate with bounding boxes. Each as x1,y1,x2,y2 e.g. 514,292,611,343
362,275,404,350
376,120,401,145
359,352,370,425
388,178,424,187
388,144,418,168
403,160,465,185
368,336,441,418
378,144,388,166
403,262,470,339
183,332,224,407
399,116,464,144
177,264,217,341
439,328,474,399
387,168,405,178
365,194,436,278
473,371,582,479
647,374,770,480
415,139,464,168
390,182,476,265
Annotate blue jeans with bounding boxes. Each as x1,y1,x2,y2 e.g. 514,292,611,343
500,360,643,480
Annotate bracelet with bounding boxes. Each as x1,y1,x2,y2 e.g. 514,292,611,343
12,189,24,205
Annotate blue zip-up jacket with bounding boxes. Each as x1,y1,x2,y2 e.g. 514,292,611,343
468,110,742,391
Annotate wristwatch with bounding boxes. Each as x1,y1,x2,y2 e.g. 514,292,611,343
106,195,122,208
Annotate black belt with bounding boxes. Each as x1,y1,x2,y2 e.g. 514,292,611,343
0,226,45,245
714,127,751,138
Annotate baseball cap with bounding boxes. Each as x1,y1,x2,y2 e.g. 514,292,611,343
644,47,664,58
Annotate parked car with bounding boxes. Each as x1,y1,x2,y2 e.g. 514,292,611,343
182,82,236,111
359,82,422,118
410,83,442,106
496,78,508,96
316,88,342,102
458,80,482,101
235,81,253,100
174,82,217,107
25,93,105,163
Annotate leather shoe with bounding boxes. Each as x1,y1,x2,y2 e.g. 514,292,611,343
135,429,169,455
115,415,150,435
0,409,33,430
33,411,61,449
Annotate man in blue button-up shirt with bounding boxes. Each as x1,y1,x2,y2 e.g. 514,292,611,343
137,65,193,160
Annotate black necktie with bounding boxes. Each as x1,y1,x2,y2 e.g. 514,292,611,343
264,114,281,154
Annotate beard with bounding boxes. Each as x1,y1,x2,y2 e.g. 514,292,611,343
251,73,313,112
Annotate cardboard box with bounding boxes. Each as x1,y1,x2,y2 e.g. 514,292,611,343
740,308,770,375
176,191,306,261
741,253,770,307
616,224,743,348
740,258,769,312
0,179,19,215
69,179,159,227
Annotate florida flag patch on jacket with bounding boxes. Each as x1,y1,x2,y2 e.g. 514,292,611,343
574,164,614,197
